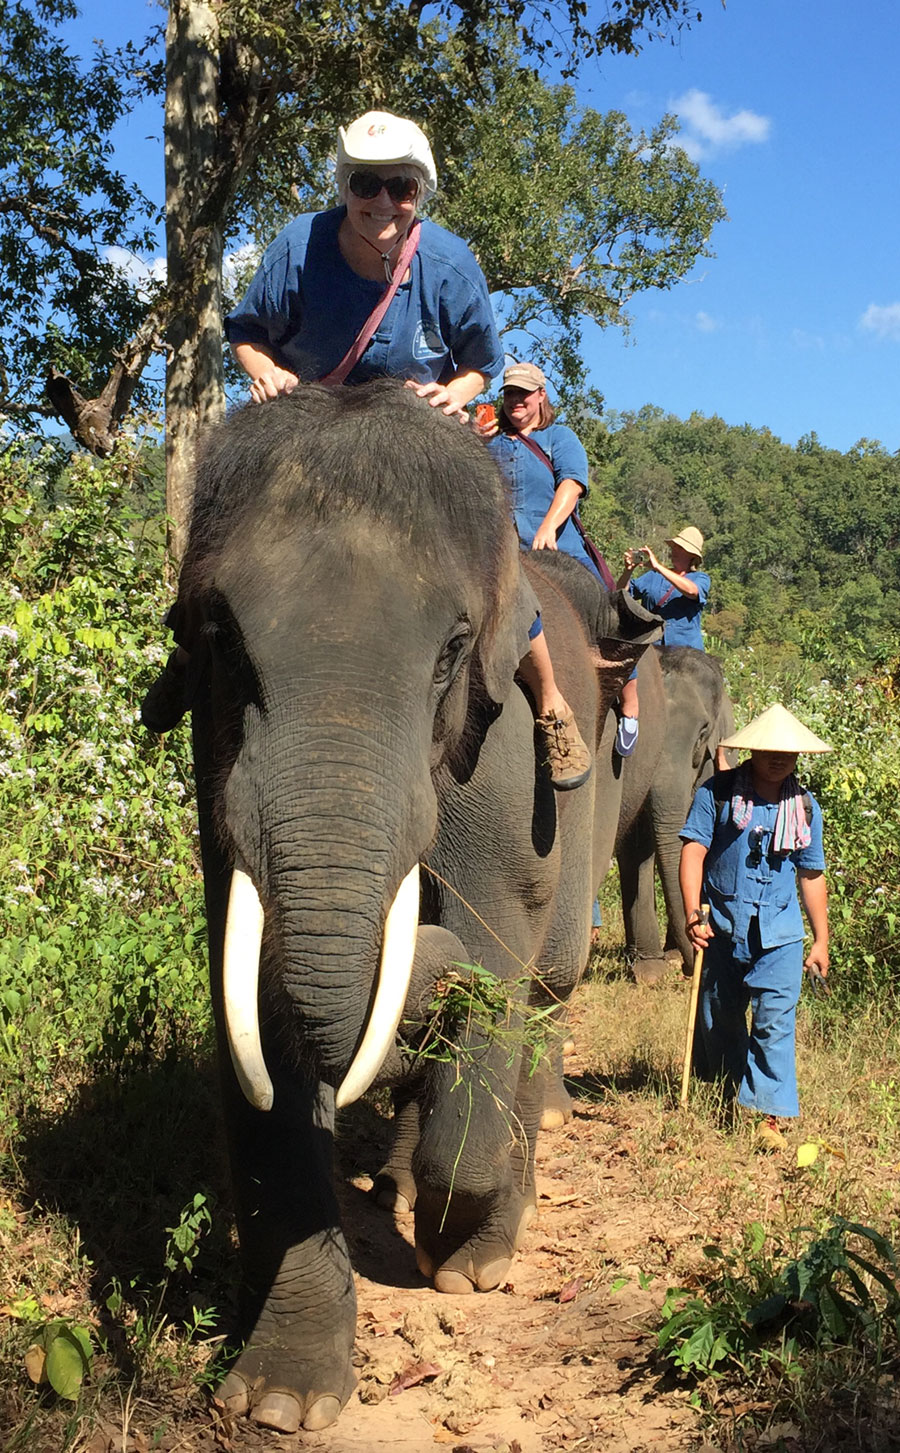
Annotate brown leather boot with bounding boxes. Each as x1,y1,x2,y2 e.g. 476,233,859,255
535,708,592,791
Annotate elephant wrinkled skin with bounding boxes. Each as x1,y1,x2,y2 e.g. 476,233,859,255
174,381,661,1433
617,645,735,981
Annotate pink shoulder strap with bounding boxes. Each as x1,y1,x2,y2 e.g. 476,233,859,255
319,223,421,387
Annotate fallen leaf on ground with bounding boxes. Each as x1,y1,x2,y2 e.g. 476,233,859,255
757,1421,801,1445
558,1276,584,1303
390,1359,442,1394
25,1342,47,1384
796,1142,819,1167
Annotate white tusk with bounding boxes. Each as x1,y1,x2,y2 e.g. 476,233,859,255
223,856,274,1112
336,863,420,1109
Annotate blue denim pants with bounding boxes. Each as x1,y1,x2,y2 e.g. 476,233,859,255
698,920,803,1119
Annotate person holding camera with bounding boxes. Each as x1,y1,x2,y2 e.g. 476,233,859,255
614,526,710,755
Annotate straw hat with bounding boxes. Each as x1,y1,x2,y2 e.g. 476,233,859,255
665,525,704,561
719,704,832,754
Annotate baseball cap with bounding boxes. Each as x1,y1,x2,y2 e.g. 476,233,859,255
502,362,546,392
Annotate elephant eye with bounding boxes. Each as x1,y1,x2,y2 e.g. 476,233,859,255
433,622,472,690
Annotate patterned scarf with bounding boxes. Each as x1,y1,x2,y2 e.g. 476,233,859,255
730,764,811,854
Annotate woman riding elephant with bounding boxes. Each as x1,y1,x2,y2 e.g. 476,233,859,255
481,362,635,766
481,361,604,580
142,112,590,789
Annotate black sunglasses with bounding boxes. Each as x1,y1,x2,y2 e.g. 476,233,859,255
348,171,418,203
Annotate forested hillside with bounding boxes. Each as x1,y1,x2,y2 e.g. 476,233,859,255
580,406,900,666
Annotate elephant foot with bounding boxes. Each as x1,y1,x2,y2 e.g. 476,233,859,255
216,1301,356,1433
631,956,668,986
540,1071,573,1130
414,1187,535,1293
371,1164,417,1212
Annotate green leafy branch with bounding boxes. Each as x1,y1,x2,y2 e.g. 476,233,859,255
657,1217,900,1383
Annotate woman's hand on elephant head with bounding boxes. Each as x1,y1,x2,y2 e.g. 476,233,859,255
249,367,301,404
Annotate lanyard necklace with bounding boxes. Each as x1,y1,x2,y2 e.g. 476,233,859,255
357,225,413,281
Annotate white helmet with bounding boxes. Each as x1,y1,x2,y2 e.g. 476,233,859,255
337,111,437,197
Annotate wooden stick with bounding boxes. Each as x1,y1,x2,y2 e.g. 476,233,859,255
680,904,710,1108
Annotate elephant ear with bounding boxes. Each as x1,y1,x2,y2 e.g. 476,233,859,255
476,560,540,707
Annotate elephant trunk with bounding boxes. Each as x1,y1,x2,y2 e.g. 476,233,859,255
223,859,420,1112
222,699,437,1109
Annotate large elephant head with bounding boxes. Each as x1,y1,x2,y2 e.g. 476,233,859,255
180,381,535,1110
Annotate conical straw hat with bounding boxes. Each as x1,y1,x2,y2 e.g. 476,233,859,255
719,703,832,753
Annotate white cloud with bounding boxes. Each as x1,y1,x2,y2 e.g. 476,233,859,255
695,311,720,333
672,89,771,160
103,246,166,300
860,303,900,340
791,328,825,352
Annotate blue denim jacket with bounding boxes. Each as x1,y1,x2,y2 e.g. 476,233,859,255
681,772,826,964
225,208,504,386
486,425,600,577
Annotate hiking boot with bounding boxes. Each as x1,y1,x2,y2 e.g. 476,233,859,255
140,649,188,733
754,1116,786,1153
615,714,639,757
535,708,592,791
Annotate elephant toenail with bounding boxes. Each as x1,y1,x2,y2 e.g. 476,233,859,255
475,1257,512,1291
433,1267,475,1294
415,1244,435,1279
303,1395,343,1430
216,1370,251,1414
251,1391,302,1433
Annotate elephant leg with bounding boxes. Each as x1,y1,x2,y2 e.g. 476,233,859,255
370,925,477,1214
215,1074,357,1434
618,809,668,985
372,1087,420,1211
412,1039,538,1294
540,1039,573,1130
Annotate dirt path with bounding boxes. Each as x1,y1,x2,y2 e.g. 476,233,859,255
203,1029,701,1453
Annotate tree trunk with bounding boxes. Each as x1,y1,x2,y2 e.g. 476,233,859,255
164,0,226,568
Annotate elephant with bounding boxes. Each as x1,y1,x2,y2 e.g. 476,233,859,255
173,379,664,1434
616,645,735,982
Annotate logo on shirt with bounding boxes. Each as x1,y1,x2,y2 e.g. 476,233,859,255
412,323,443,359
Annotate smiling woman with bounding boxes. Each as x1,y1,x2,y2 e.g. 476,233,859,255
225,110,505,420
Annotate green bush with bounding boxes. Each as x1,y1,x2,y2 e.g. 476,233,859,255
0,433,208,1130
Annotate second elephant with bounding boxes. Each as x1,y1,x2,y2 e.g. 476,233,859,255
617,645,735,981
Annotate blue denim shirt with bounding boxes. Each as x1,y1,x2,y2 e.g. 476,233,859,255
486,425,600,578
225,208,504,386
681,773,826,964
629,568,710,649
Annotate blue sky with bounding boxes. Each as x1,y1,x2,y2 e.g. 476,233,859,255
65,0,898,453
576,0,900,452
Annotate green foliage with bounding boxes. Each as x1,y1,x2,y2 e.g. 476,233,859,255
0,430,208,1130
405,962,560,1081
164,1192,213,1276
431,52,725,396
658,1217,900,1385
586,407,900,661
0,0,158,420
26,1319,93,1401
